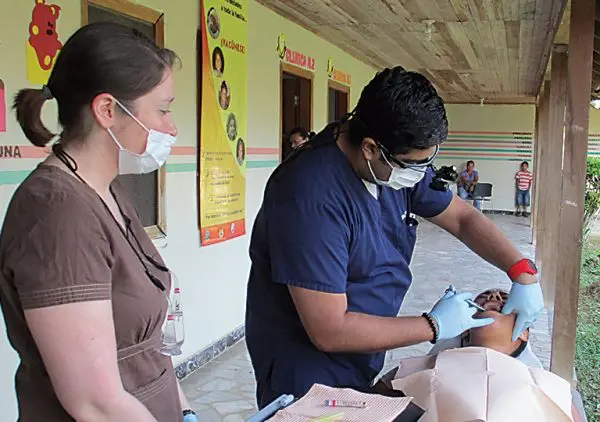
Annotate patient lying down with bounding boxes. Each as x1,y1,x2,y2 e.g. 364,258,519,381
429,288,542,368
379,289,586,422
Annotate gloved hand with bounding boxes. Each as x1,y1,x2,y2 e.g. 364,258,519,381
183,413,198,422
502,281,544,341
428,290,495,341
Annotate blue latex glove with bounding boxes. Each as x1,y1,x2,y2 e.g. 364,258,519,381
502,281,544,341
183,413,198,422
429,290,495,341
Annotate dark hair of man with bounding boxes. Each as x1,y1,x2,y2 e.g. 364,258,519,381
467,160,475,167
347,66,448,156
521,161,529,167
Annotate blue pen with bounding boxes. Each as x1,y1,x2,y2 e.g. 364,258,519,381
247,394,295,422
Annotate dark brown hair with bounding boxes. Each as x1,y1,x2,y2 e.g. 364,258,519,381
13,22,179,147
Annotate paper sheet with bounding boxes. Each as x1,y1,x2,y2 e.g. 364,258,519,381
389,347,574,422
269,384,413,422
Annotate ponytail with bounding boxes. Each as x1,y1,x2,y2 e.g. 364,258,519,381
13,88,55,147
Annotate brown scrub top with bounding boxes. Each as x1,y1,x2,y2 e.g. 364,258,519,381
0,164,181,421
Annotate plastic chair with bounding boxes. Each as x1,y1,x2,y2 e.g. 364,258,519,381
472,183,494,212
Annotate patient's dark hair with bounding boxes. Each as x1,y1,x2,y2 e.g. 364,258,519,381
13,22,179,147
349,66,448,155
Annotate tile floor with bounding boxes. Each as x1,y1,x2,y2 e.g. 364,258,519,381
180,214,552,421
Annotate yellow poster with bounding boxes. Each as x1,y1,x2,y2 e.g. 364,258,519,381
327,57,352,86
26,0,62,84
199,0,248,246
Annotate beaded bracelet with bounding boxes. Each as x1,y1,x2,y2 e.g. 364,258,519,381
422,313,439,344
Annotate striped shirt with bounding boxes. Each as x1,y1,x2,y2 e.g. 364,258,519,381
515,170,533,191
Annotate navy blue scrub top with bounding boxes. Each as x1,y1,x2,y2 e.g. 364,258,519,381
245,127,453,408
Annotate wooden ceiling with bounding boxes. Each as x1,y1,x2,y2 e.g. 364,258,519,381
257,0,567,103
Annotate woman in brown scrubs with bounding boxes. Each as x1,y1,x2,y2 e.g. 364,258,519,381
0,22,196,421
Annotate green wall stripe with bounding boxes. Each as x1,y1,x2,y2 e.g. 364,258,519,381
448,135,531,140
441,148,531,153
0,160,280,186
247,160,280,169
166,163,197,173
0,170,31,185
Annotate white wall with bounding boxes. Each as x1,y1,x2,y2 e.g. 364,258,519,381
0,1,376,419
441,104,536,211
434,158,530,212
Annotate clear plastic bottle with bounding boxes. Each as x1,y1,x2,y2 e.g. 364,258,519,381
160,279,185,356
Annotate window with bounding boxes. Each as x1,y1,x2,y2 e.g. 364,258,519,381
280,63,313,161
82,0,167,238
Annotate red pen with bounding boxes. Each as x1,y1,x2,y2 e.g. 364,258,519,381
324,399,366,408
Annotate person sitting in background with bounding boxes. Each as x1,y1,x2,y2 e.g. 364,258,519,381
515,161,533,217
288,126,310,149
457,160,481,210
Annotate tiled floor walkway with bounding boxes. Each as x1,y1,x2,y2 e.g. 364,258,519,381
180,215,551,421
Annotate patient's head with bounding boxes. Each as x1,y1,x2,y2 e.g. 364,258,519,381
464,289,529,356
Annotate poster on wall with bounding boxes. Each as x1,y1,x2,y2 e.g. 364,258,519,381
26,0,62,85
0,79,6,133
198,0,248,246
327,58,352,86
277,33,315,72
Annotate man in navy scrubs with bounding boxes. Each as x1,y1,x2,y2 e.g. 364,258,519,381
245,67,543,408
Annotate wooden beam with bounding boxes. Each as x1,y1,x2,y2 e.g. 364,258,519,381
551,0,596,385
540,45,568,309
532,96,540,235
535,81,551,265
531,99,541,241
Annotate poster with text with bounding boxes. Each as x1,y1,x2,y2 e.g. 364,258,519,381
199,0,248,246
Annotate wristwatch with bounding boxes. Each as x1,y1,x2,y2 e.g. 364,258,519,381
507,258,538,281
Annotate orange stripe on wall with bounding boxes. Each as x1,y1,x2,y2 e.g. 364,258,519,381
172,146,196,155
440,152,531,158
2,145,279,159
8,145,198,158
247,147,279,155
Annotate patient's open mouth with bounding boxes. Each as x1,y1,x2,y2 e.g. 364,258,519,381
474,289,508,313
481,300,504,312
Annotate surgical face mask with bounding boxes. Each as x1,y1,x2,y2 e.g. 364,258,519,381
367,153,426,190
107,98,176,175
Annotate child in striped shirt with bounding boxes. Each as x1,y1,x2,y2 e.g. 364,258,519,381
515,161,533,217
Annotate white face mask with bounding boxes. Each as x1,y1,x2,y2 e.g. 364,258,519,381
107,98,176,175
367,153,426,190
